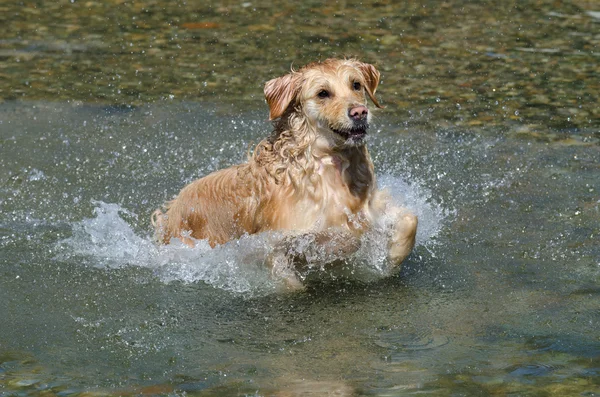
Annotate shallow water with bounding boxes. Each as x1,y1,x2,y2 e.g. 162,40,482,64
1,101,598,396
1,0,600,394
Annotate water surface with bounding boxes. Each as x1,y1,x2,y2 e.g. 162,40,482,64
1,101,598,396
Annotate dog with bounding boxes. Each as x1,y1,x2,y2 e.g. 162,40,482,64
152,58,418,289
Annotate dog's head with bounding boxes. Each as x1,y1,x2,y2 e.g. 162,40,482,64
264,58,382,147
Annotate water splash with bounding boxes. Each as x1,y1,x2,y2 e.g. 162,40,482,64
378,174,453,247
59,201,278,295
59,175,450,296
60,201,155,268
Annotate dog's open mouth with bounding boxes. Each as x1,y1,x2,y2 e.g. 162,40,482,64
331,124,368,142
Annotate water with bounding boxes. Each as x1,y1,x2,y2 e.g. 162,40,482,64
2,0,599,393
1,100,598,396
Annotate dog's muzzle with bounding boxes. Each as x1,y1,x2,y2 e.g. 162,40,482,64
331,118,369,144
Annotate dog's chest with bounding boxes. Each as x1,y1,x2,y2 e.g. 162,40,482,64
289,156,370,231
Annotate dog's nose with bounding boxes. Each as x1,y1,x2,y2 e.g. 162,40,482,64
349,105,368,120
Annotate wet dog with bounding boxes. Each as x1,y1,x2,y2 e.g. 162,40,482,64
152,58,417,289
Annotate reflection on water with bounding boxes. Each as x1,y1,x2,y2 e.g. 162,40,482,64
1,101,598,395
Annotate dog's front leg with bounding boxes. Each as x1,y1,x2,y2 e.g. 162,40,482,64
388,210,418,267
266,229,361,291
267,246,305,292
371,190,418,266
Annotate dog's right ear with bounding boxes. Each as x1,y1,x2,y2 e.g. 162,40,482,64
264,73,300,120
357,62,383,109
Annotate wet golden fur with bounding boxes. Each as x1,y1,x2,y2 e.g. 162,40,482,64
152,58,417,287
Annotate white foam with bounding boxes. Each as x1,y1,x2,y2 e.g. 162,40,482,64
59,176,450,296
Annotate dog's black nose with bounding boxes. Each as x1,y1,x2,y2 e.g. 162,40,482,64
349,105,368,120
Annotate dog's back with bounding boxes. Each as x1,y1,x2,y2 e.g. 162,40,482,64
153,164,260,246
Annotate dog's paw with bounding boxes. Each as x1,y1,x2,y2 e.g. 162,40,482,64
267,249,306,292
388,213,418,267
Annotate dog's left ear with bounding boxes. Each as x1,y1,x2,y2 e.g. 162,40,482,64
264,73,300,120
357,62,383,109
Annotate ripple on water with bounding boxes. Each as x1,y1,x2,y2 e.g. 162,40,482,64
506,363,556,378
374,327,451,363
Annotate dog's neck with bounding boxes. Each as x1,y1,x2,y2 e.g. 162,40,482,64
309,124,375,201
254,113,375,200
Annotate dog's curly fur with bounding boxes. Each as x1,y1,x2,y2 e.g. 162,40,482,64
152,58,417,289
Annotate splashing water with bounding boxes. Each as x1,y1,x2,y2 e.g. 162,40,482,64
59,202,279,295
59,175,449,296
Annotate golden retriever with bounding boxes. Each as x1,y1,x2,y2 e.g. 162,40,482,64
152,58,417,289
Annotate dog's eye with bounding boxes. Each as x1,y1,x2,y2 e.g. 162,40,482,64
317,90,330,99
352,82,362,91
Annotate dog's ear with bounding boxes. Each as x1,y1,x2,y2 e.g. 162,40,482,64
357,62,383,109
264,73,300,120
